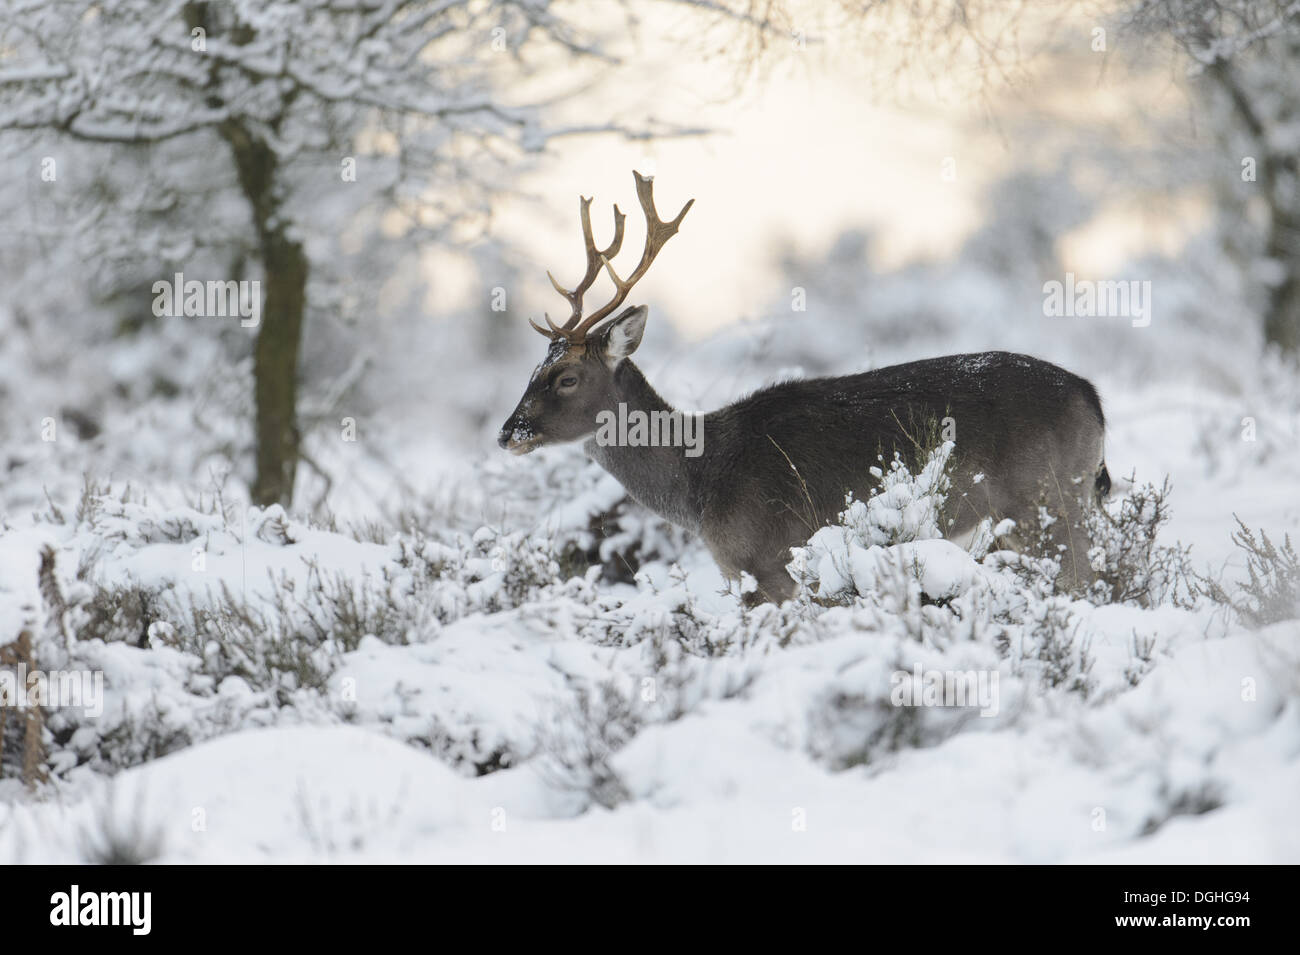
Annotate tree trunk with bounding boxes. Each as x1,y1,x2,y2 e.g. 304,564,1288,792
1208,60,1300,355
1264,203,1300,353
252,232,308,507
222,122,308,508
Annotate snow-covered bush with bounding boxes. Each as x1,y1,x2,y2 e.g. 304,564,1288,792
839,440,955,548
401,447,695,588
1199,518,1300,627
789,441,956,604
1082,478,1196,607
75,785,166,865
14,485,619,777
806,637,1004,769
1000,476,1196,609
532,680,641,810
995,596,1096,698
388,527,569,622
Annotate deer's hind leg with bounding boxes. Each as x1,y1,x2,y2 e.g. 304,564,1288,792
995,459,1107,594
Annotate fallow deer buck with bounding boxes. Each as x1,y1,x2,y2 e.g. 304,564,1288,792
499,171,1110,602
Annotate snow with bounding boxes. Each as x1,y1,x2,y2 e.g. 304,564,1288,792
4,618,1294,863
3,14,1300,861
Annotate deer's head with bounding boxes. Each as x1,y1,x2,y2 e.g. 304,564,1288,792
498,171,693,455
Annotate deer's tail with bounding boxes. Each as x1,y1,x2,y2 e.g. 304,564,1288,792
1095,462,1112,502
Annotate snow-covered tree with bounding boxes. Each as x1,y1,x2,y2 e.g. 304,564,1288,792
0,0,713,506
1127,0,1300,353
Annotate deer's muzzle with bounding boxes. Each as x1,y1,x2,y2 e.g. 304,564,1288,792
498,418,541,454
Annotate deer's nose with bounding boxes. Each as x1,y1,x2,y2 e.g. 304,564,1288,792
498,416,542,455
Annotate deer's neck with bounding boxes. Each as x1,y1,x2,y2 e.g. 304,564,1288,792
583,360,703,533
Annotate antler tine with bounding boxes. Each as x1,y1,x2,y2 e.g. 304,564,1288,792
528,312,567,339
567,170,694,339
546,195,626,330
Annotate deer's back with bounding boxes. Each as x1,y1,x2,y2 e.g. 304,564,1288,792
695,351,1105,542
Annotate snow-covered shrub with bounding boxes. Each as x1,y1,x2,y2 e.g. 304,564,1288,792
808,684,928,769
82,699,195,773
993,514,1065,601
169,578,348,699
75,785,166,865
530,648,765,804
13,479,600,776
774,449,1116,768
387,523,615,620
76,580,168,647
406,447,694,588
1139,780,1226,838
160,528,581,697
783,443,1103,700
556,498,692,586
21,485,633,779
807,639,1003,769
1199,518,1300,627
1124,631,1159,688
839,440,955,549
532,680,641,810
789,441,956,603
996,596,1096,698
1005,476,1195,608
1083,478,1196,607
43,475,226,547
628,587,827,655
414,716,519,778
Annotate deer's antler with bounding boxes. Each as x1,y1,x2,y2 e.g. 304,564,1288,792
531,171,693,344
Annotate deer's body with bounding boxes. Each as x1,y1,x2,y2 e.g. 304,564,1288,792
500,172,1109,602
580,350,1107,600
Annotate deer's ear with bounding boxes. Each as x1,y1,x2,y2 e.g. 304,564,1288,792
599,305,648,365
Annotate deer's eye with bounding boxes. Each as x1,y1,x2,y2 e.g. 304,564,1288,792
556,375,579,392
